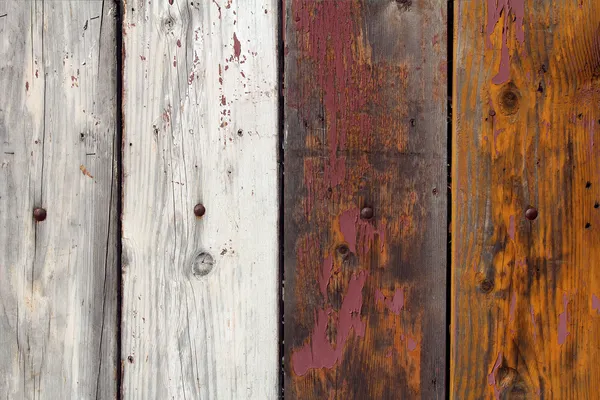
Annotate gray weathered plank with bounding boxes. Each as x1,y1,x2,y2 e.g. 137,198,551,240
120,0,279,398
0,0,119,398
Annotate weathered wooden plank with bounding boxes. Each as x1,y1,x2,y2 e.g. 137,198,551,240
452,1,600,398
121,0,279,398
283,1,448,398
0,0,119,398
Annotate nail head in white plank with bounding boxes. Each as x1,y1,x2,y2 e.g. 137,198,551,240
121,0,279,398
0,1,119,398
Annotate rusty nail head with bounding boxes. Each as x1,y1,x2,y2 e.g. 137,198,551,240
194,204,206,217
525,207,538,221
33,207,47,222
337,244,350,256
360,206,374,220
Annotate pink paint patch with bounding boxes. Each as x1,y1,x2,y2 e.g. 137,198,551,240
319,255,333,298
486,0,525,84
375,288,405,315
592,294,600,314
509,292,517,323
338,208,385,256
488,352,503,400
291,271,368,376
407,337,417,352
233,33,241,60
177,39,181,47
558,293,569,345
508,215,515,240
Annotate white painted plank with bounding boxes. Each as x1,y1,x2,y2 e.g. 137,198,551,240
0,0,119,398
121,0,279,398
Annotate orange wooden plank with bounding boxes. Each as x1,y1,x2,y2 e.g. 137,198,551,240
452,1,600,398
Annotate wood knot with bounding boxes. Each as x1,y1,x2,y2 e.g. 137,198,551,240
336,244,350,259
162,15,177,33
395,0,412,11
479,278,494,293
498,84,520,115
191,252,215,278
496,366,520,395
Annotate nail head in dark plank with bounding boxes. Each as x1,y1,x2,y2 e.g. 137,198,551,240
0,0,119,398
452,1,600,398
284,0,448,398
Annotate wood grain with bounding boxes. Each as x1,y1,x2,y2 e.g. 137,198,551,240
283,0,448,398
452,0,600,398
0,0,119,398
120,0,279,398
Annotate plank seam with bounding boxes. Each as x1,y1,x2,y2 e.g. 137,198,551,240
115,0,124,398
446,1,454,398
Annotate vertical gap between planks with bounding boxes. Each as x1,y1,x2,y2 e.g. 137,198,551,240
446,0,454,398
115,0,124,398
277,0,285,397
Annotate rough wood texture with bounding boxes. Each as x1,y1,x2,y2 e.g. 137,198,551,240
121,0,279,398
452,1,600,398
0,0,119,398
284,0,447,398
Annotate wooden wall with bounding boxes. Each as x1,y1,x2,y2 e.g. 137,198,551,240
283,0,448,398
2,0,600,399
452,1,600,398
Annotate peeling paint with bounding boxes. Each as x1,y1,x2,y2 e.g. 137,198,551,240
486,0,525,84
291,271,368,376
558,294,569,345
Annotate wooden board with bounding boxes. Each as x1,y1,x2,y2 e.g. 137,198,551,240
283,0,448,398
120,0,279,398
0,0,119,398
452,1,600,398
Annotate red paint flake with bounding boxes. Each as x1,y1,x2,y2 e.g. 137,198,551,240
375,288,405,315
25,82,29,91
173,60,177,67
221,95,226,105
140,55,146,61
233,33,241,60
71,76,77,82
188,72,195,85
177,39,181,47
224,65,229,71
291,270,368,376
168,0,173,4
486,0,525,84
558,293,569,345
339,208,385,255
240,71,245,78
225,0,232,8
35,70,39,78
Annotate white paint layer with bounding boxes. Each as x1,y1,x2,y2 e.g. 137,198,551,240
121,0,279,398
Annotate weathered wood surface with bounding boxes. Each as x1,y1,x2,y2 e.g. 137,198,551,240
284,0,448,398
452,0,600,398
121,0,279,398
0,0,119,398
